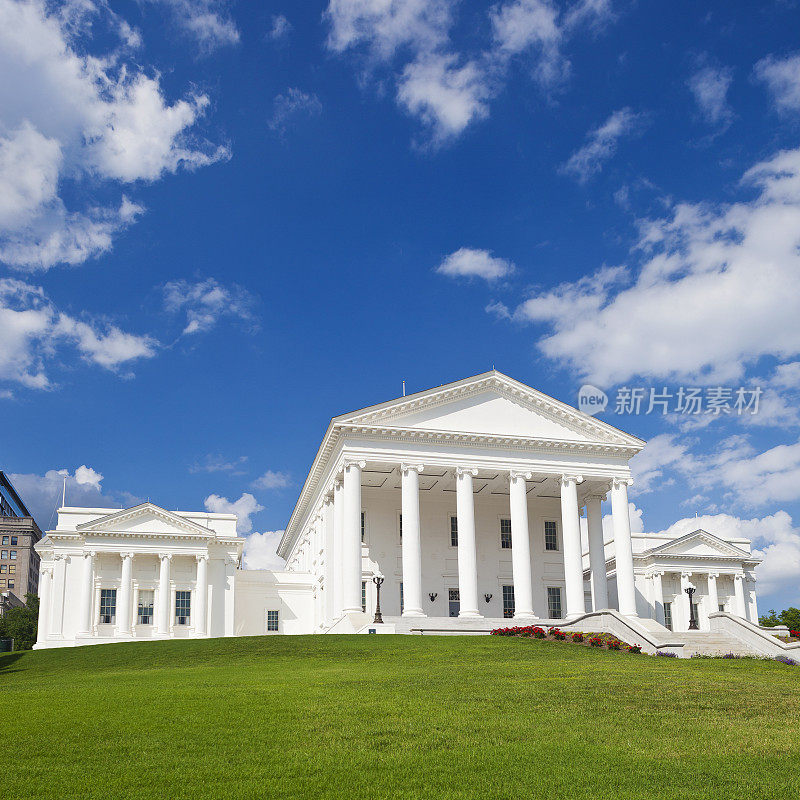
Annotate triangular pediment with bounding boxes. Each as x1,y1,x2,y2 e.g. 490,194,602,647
335,371,643,447
77,503,215,538
647,530,751,559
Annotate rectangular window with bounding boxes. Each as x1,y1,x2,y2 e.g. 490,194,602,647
137,590,154,625
0,565,5,573
547,587,562,619
448,588,460,617
691,602,700,627
0,550,6,559
267,610,279,632
9,550,16,560
361,581,367,613
175,590,191,625
450,515,458,547
502,585,515,618
7,579,13,590
0,579,5,588
664,602,673,631
10,536,17,546
544,521,558,551
500,518,512,549
361,511,366,543
99,589,117,624
718,603,725,613
0,536,6,545
8,565,14,574
400,582,404,614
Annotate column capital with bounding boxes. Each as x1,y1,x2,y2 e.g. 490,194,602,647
41,565,54,578
53,553,66,561
611,476,634,489
195,553,209,563
159,553,173,562
455,466,478,477
323,493,334,507
400,463,425,475
509,469,532,481
707,571,720,579
681,570,693,579
649,570,665,578
121,551,135,561
733,572,744,582
83,550,96,559
558,474,584,486
745,574,757,584
342,459,366,471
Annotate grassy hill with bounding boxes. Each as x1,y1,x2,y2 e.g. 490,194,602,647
2,636,799,799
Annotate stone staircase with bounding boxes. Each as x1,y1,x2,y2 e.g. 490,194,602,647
675,631,755,657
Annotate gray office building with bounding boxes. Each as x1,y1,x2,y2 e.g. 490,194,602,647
0,472,41,611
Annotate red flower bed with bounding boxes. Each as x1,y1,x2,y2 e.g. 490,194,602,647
588,636,604,647
571,632,584,642
550,628,566,640
627,644,643,654
606,638,622,650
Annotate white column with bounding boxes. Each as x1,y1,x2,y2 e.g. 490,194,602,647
323,494,335,625
50,555,66,638
679,572,693,632
157,554,172,636
342,460,365,613
707,572,719,616
401,463,425,617
650,571,665,625
747,576,758,622
455,467,481,618
585,493,608,611
610,477,638,617
224,556,236,635
333,479,344,618
509,471,534,618
117,552,134,636
77,551,95,636
36,566,53,645
195,554,208,636
733,573,746,618
559,474,585,619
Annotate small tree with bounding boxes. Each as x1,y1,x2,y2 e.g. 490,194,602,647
0,593,40,651
760,607,800,631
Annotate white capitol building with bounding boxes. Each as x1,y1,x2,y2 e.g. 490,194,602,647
33,371,796,658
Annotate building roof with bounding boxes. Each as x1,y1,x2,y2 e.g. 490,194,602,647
0,471,32,518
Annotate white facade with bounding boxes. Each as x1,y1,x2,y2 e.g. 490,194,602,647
34,370,768,651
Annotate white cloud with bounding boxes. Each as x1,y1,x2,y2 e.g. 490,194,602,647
754,53,800,113
268,14,292,40
0,277,157,390
162,278,256,336
629,433,687,494
436,247,514,281
189,454,248,474
74,464,103,490
144,0,239,52
243,530,287,570
654,511,800,604
251,470,291,490
268,88,322,135
204,492,264,534
688,64,733,126
325,0,615,145
498,144,800,386
0,0,229,270
561,107,647,183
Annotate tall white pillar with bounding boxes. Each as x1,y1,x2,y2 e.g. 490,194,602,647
455,467,481,618
585,493,608,611
707,572,719,616
747,576,758,622
509,471,534,618
157,554,172,636
559,475,585,619
323,494,335,625
224,556,236,636
650,571,665,625
195,554,208,636
77,551,95,636
117,552,134,636
36,566,53,645
679,572,693,632
342,460,365,613
333,479,344,617
401,463,425,617
733,573,746,618
610,477,638,617
50,554,66,638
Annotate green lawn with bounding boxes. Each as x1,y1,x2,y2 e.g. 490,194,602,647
2,636,799,799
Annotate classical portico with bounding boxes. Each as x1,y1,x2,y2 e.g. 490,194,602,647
279,371,647,630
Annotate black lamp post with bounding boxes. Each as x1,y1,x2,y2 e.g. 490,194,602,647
372,574,384,624
685,585,699,630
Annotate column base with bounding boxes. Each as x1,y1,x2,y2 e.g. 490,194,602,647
513,611,536,620
401,609,426,618
458,610,483,619
342,606,363,614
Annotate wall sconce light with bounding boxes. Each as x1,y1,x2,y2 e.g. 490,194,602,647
484,593,493,603
429,592,438,602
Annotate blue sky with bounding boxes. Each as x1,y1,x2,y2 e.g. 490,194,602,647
3,0,800,610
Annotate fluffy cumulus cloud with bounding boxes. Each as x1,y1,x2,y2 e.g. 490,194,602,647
325,0,614,145
436,247,514,281
251,470,291,490
754,52,800,113
687,64,733,127
204,492,264,534
268,88,322,135
8,466,139,529
0,0,229,271
162,277,257,336
494,144,800,387
243,530,287,571
0,277,156,390
561,107,648,183
629,433,688,494
143,0,239,52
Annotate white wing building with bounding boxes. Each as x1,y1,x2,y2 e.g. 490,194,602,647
36,371,786,657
